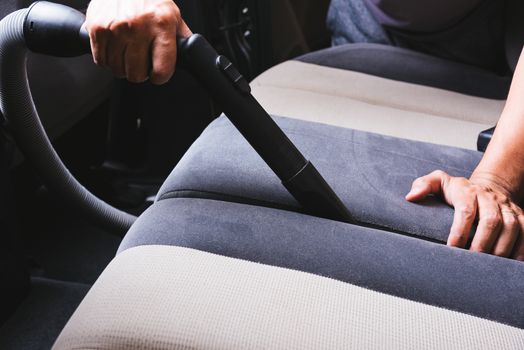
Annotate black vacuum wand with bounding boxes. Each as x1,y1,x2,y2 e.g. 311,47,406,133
24,1,353,223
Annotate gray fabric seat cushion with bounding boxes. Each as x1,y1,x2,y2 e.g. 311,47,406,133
55,245,524,349
296,43,511,99
157,115,482,243
119,198,524,328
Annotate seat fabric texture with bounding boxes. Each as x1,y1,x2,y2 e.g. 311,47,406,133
250,61,505,150
156,115,482,243
54,245,524,349
118,198,524,328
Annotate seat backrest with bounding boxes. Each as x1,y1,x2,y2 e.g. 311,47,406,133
505,0,524,72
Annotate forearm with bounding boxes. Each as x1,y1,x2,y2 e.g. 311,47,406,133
472,47,524,203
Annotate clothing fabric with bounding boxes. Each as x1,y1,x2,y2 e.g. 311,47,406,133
365,0,483,32
327,0,507,71
327,0,392,46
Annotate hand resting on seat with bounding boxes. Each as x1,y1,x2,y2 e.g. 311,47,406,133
407,48,524,261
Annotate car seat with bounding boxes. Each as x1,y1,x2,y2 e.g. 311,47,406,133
249,0,524,150
2,1,523,348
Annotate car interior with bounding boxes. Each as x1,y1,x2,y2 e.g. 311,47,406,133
0,0,523,349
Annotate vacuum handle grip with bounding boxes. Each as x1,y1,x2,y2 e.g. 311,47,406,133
24,1,89,57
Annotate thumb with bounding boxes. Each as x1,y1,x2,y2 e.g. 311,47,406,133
405,170,448,202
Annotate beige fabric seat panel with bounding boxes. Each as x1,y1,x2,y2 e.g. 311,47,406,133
251,61,506,150
54,245,524,350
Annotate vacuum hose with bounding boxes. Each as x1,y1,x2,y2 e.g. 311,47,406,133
0,4,136,234
1,1,352,228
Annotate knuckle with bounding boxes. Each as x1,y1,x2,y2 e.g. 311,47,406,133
480,213,501,230
110,19,131,34
503,214,518,227
432,170,447,178
171,5,182,20
154,5,178,28
512,204,523,215
89,23,108,35
499,194,510,204
485,192,498,201
155,14,175,29
456,205,475,220
456,177,469,184
469,184,480,192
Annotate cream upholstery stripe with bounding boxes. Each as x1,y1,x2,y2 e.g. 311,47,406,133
250,61,505,150
54,245,524,349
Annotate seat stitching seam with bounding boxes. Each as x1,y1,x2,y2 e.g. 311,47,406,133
157,188,298,209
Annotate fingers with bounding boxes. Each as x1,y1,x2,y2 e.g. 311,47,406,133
125,40,151,83
511,209,524,261
106,27,128,78
511,230,524,261
87,24,110,66
491,205,519,257
149,18,193,85
469,193,503,253
150,33,177,85
405,171,478,248
85,0,116,67
407,171,524,261
447,182,478,248
405,170,448,202
149,10,192,84
85,0,189,85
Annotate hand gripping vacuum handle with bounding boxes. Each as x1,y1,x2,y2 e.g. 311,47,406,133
24,1,353,223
